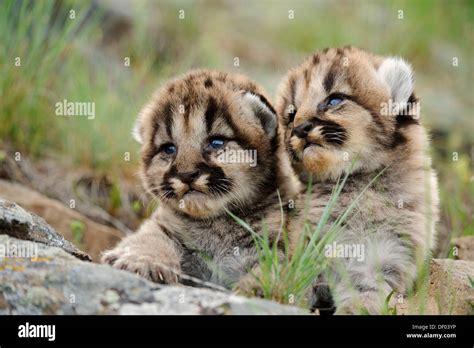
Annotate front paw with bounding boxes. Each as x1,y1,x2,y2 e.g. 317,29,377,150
101,246,180,284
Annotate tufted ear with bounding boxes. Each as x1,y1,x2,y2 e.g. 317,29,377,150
377,57,414,112
242,92,278,138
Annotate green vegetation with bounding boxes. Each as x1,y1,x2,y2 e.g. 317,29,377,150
228,174,351,306
0,0,471,240
0,0,472,312
229,166,437,314
70,219,85,248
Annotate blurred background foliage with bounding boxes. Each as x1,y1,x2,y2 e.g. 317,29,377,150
0,0,473,246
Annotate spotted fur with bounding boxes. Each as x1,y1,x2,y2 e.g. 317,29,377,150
278,47,439,314
102,70,299,289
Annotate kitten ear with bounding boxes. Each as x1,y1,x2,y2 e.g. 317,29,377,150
377,57,414,109
242,92,278,138
132,112,144,144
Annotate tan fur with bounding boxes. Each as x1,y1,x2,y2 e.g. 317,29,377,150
278,47,439,314
102,70,299,290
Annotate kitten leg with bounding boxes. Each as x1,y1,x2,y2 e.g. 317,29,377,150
331,234,417,315
101,219,182,284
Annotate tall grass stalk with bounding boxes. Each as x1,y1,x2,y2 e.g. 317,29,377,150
228,162,386,307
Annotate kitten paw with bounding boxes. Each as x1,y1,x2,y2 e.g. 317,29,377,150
102,247,180,284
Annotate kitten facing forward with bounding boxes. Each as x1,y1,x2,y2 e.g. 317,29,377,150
102,70,299,289
277,47,439,314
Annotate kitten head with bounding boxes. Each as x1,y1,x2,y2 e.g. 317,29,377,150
276,47,421,182
134,70,279,218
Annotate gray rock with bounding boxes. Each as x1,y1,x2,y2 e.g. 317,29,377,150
396,258,474,315
0,199,91,261
0,180,123,261
0,235,307,315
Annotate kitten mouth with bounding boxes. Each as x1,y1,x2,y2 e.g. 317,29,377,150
183,188,206,197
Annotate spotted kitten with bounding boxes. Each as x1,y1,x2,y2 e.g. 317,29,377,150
278,47,439,314
102,70,299,289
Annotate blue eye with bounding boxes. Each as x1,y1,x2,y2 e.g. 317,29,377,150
328,97,343,107
209,138,225,149
162,144,176,155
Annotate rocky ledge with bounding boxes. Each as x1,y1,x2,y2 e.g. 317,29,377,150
0,199,90,261
0,198,472,315
0,199,305,315
0,234,306,315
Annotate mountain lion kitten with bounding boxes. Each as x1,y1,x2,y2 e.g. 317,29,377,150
277,47,439,314
102,70,299,289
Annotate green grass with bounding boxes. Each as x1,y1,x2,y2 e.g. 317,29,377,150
0,0,135,169
0,0,92,157
70,219,85,248
0,0,472,312
438,154,474,237
1,0,471,233
0,0,205,173
226,161,443,315
228,165,387,307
